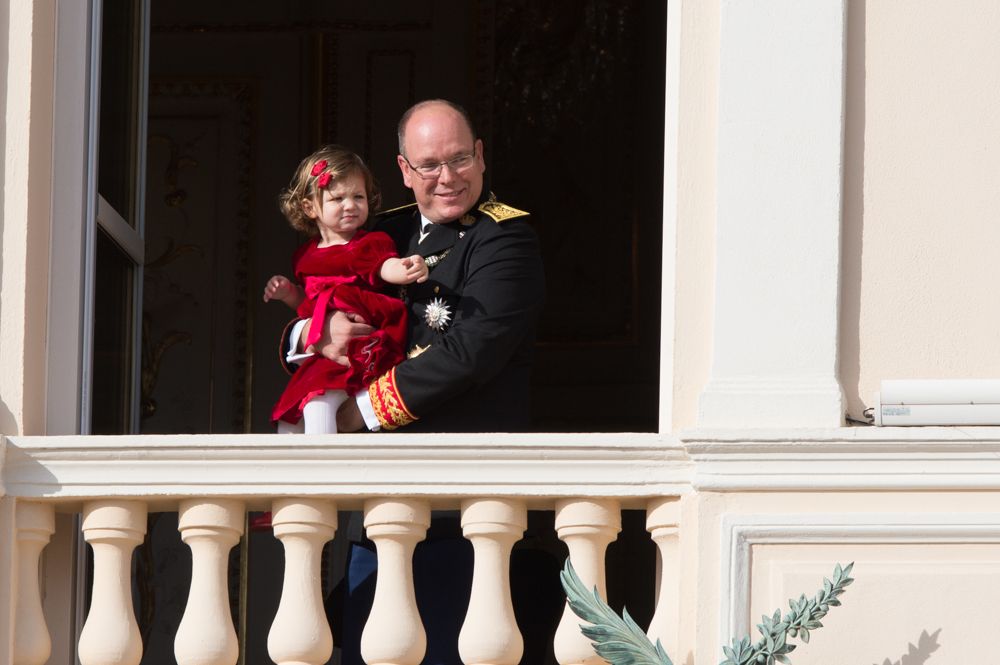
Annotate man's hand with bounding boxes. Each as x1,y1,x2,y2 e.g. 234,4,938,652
307,310,374,366
337,398,365,432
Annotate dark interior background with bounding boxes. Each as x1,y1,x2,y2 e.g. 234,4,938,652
130,4,665,662
139,0,666,436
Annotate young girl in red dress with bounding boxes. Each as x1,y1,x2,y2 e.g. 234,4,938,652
264,145,427,433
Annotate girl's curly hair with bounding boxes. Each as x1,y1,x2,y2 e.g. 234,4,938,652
278,145,382,236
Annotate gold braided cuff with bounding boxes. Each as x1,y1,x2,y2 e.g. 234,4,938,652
368,367,417,430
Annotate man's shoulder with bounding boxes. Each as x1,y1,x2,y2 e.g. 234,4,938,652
374,202,419,224
475,193,530,224
373,203,419,244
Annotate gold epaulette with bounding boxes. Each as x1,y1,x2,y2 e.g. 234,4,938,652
478,193,529,223
376,202,418,218
368,367,417,430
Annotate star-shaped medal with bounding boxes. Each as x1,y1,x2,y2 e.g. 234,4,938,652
424,297,452,331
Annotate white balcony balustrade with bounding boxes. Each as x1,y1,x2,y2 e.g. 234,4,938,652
0,432,687,665
458,499,526,665
361,498,430,665
553,499,622,665
8,430,1000,664
13,501,55,665
175,498,245,665
269,498,338,665
645,497,681,659
78,500,147,665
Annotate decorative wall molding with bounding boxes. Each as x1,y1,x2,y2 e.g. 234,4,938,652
718,512,1000,651
685,426,1000,491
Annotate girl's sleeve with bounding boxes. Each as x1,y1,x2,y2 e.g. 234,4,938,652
351,231,399,287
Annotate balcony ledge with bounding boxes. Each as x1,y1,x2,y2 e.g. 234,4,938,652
6,427,1000,508
1,432,688,509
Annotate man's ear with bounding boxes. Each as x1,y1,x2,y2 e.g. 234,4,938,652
397,154,414,190
475,139,486,173
302,198,318,219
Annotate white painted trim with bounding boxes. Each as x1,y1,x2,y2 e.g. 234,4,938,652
128,0,151,434
700,0,847,427
718,513,1000,650
2,433,690,508
79,0,103,435
658,0,682,433
684,426,1000,491
46,0,96,435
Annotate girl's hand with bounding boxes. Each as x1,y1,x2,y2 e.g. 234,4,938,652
263,275,302,308
401,255,429,283
263,275,292,302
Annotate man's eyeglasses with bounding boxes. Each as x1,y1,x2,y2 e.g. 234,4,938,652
403,151,476,179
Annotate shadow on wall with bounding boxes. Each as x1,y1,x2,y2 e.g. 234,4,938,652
874,628,942,665
0,400,15,437
840,0,868,421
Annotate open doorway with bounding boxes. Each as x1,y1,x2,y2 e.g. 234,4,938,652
140,0,666,436
82,4,667,664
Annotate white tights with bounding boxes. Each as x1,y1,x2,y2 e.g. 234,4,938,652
276,390,348,434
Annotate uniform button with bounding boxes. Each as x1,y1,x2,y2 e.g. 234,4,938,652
434,286,440,294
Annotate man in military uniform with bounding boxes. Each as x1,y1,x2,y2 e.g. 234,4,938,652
288,100,558,665
324,98,545,432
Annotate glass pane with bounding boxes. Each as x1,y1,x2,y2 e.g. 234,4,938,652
98,0,142,223
91,228,135,434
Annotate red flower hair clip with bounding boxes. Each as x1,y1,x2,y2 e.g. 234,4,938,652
310,160,328,177
317,172,332,188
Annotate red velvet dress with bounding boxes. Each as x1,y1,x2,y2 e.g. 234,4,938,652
272,230,408,425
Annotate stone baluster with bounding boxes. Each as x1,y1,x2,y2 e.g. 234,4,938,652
267,498,337,665
78,500,147,665
458,499,526,665
174,499,245,665
13,501,55,665
361,498,430,665
646,498,680,658
553,499,621,665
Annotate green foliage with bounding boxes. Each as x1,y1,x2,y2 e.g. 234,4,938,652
719,562,854,665
560,560,673,665
559,559,853,665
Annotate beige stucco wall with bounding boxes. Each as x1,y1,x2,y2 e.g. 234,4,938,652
671,0,1000,427
1,0,55,437
840,0,1000,419
688,489,1000,664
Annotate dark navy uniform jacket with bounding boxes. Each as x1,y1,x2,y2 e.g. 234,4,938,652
366,187,545,432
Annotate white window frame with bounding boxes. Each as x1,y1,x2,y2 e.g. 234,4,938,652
47,0,149,437
46,3,149,663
